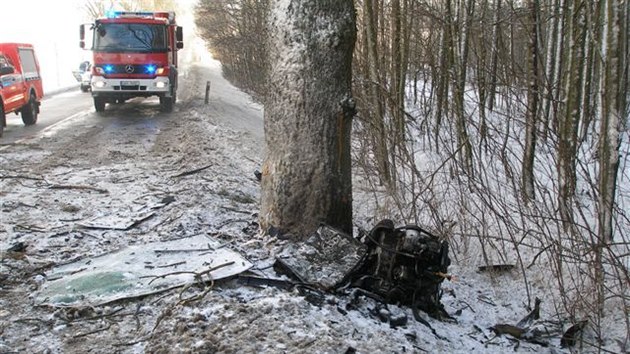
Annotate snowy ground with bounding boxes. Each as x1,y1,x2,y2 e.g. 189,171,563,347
0,20,623,354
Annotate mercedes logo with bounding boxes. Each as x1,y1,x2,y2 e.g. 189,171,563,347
125,65,134,73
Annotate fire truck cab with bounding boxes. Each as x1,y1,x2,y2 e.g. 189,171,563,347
0,43,43,137
80,11,183,113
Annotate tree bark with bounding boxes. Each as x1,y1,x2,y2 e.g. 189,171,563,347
578,0,596,142
261,0,356,237
558,0,586,227
476,0,489,148
598,0,626,245
434,6,452,150
454,0,475,172
488,0,502,112
522,0,540,202
541,0,561,142
364,0,391,185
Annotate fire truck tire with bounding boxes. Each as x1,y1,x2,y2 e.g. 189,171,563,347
94,98,106,112
160,96,173,113
80,85,90,93
21,93,39,126
0,105,4,138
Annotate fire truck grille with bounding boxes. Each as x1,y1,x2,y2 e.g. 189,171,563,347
114,85,148,91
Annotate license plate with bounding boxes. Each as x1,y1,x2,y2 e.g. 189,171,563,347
120,81,139,86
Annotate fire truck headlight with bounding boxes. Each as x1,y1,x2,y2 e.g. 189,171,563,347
93,81,106,88
155,81,167,89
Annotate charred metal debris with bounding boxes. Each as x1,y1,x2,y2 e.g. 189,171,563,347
271,220,452,324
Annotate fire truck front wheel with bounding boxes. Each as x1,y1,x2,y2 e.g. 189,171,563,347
21,93,39,126
94,97,106,112
160,95,173,113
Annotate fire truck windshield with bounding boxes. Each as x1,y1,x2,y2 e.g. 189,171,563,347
93,23,167,53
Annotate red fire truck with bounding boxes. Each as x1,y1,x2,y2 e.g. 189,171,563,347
80,11,183,113
0,43,43,137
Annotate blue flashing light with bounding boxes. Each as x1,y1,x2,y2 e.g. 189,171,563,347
107,11,156,19
145,64,157,74
103,65,114,74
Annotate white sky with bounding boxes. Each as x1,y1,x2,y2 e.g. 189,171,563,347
0,1,93,92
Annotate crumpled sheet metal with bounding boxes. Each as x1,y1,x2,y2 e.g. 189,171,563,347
36,234,252,306
275,224,367,290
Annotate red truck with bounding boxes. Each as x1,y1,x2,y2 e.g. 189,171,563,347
80,11,183,113
0,43,43,137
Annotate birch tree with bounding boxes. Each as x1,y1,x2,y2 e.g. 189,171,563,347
487,0,502,112
540,0,562,142
522,0,540,202
260,0,356,237
362,0,391,185
454,0,475,171
598,0,627,244
434,0,455,149
390,0,411,154
558,0,587,226
475,0,490,147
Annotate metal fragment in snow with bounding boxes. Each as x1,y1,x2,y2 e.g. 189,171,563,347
77,210,156,230
275,224,367,290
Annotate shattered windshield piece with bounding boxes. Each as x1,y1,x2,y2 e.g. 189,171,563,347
94,23,167,52
36,235,252,306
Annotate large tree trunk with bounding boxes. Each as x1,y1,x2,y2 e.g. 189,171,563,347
261,0,356,238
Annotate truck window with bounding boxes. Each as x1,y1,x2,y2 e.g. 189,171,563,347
93,23,167,53
0,55,12,77
18,48,39,76
0,55,9,67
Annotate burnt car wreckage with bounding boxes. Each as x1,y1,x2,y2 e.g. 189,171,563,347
270,223,576,347
352,220,452,320
273,220,452,324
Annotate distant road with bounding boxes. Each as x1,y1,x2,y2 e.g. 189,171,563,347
1,87,94,146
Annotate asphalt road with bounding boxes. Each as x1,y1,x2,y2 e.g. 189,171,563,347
0,87,94,146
